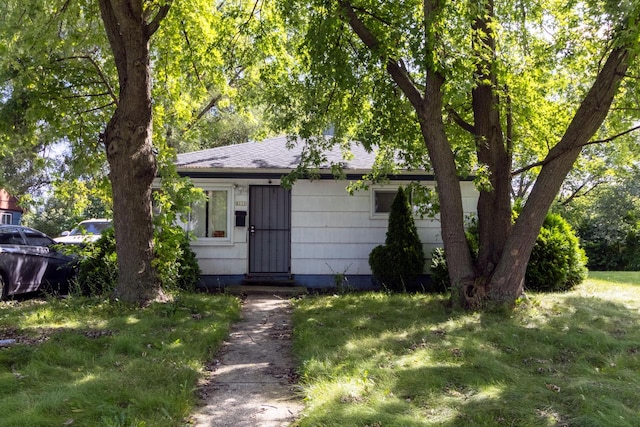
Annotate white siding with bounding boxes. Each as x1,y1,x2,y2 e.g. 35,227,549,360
188,177,478,277
289,180,471,276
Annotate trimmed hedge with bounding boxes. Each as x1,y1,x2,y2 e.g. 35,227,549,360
369,187,425,292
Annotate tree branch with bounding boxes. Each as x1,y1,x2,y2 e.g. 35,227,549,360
337,0,423,109
98,0,127,81
80,101,117,114
559,179,606,206
147,2,172,37
55,55,119,106
446,108,474,134
512,124,640,176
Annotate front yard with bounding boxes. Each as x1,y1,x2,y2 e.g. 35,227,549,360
1,272,638,426
291,272,640,426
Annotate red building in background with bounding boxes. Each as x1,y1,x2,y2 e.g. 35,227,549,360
0,189,23,225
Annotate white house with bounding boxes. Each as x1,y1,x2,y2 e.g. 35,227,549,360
173,136,479,290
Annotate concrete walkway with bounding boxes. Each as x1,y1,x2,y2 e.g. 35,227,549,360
189,295,304,426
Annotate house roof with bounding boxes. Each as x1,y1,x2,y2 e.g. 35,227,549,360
0,189,23,213
176,135,379,171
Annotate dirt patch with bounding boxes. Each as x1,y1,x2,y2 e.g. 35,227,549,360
187,295,304,426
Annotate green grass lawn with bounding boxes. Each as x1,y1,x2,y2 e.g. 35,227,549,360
1,273,638,426
291,272,640,426
0,293,241,426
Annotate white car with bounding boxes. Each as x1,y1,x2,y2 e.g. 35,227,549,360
54,219,112,245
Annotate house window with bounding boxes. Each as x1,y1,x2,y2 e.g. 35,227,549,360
373,190,397,214
188,189,231,239
1,213,12,225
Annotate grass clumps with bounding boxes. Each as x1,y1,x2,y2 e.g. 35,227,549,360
0,293,240,426
292,272,640,426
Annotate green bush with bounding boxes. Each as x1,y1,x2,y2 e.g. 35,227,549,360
153,227,201,292
71,228,118,297
369,187,425,292
430,212,588,293
526,213,588,292
70,226,201,297
429,247,450,293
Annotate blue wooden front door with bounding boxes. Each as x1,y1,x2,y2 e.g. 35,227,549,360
249,186,291,274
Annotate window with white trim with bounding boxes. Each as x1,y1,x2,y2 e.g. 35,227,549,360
373,190,397,214
1,213,12,225
180,189,232,240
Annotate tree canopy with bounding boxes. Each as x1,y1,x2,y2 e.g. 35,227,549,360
0,0,285,303
266,0,640,306
0,0,639,307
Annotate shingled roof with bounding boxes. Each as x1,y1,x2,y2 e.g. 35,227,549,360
176,135,378,171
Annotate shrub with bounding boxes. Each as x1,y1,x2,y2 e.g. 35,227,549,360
71,228,118,297
428,247,450,293
369,187,425,292
430,212,588,293
153,227,201,292
71,226,201,297
526,213,588,292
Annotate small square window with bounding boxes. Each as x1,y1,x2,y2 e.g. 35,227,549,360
374,191,397,214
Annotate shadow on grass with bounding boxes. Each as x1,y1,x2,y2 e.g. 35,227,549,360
293,292,640,426
0,294,241,426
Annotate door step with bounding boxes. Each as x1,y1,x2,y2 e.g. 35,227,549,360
241,275,295,286
225,284,307,297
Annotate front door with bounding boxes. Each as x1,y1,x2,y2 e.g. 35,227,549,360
249,186,291,275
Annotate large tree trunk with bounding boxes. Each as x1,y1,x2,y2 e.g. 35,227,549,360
99,0,171,305
415,76,476,304
471,0,512,276
487,46,632,303
340,0,634,309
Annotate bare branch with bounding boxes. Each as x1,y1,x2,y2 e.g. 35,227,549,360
62,92,112,99
512,124,640,176
337,0,423,109
54,54,119,106
586,124,640,145
446,108,474,134
147,2,172,37
80,101,117,114
349,5,393,26
560,177,608,205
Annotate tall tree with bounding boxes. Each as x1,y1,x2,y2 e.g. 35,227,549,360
269,0,640,307
0,0,285,304
97,0,171,304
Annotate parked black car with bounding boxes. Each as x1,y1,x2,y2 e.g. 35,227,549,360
0,225,76,300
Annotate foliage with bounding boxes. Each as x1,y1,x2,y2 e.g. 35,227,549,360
292,274,640,426
70,228,118,297
428,247,449,293
368,187,424,292
70,226,201,298
0,293,241,425
431,212,587,293
22,180,112,237
526,213,588,292
269,0,640,307
153,230,201,293
0,0,284,303
558,168,640,271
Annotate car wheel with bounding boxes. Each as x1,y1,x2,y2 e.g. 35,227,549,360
0,274,7,301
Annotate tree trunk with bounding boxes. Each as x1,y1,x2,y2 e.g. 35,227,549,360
487,46,632,303
464,0,513,305
99,0,171,305
415,74,476,305
333,0,633,309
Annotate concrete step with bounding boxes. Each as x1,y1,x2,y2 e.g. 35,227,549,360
224,285,307,297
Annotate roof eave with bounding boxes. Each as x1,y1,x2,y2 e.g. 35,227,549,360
176,167,437,181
